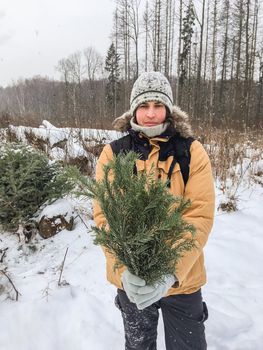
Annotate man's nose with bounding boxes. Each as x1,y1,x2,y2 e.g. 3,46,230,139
146,107,156,118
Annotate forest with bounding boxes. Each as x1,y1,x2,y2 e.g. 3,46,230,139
0,0,262,130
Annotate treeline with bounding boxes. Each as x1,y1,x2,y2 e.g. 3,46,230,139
0,0,262,129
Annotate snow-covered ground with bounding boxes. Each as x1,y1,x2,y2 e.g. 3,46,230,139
0,122,262,349
0,183,262,350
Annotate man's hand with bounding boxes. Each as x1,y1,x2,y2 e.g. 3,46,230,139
121,269,146,303
133,275,176,310
122,270,176,309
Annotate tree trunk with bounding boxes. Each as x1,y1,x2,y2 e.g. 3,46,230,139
175,0,183,104
195,0,205,117
210,0,218,125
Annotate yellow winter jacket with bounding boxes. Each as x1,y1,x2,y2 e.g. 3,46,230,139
93,106,215,295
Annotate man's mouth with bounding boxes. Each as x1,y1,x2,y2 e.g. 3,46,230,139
144,123,157,126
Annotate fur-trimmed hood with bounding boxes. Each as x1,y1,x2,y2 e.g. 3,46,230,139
112,105,193,138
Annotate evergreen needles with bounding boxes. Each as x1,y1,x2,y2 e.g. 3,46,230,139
79,151,196,285
0,143,77,232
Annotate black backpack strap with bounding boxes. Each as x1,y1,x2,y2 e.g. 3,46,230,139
167,157,177,187
110,134,137,175
110,134,133,155
167,137,194,187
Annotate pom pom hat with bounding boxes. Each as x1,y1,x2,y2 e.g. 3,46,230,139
130,71,174,116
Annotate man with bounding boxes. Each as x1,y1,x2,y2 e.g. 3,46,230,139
94,71,215,349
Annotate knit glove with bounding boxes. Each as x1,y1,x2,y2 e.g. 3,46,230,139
121,269,146,303
133,274,176,310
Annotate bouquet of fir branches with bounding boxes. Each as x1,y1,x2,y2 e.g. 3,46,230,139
78,151,196,285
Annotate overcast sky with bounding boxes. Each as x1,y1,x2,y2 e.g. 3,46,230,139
0,0,116,87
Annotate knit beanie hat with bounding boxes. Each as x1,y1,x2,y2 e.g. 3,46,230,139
130,71,173,116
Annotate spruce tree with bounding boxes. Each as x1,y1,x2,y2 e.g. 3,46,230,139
179,1,195,85
0,143,77,232
105,43,121,118
78,151,196,285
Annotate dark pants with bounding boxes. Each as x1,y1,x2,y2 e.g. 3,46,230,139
115,289,208,350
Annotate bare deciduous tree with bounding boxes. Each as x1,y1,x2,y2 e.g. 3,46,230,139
84,47,103,81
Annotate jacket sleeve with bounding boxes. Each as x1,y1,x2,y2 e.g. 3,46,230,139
93,143,113,229
175,140,215,286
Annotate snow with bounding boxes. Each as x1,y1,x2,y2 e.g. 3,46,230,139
9,120,122,149
0,123,263,349
0,200,122,350
37,198,75,222
5,121,123,162
204,186,263,349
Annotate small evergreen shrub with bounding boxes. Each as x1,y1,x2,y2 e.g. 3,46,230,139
0,143,77,232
